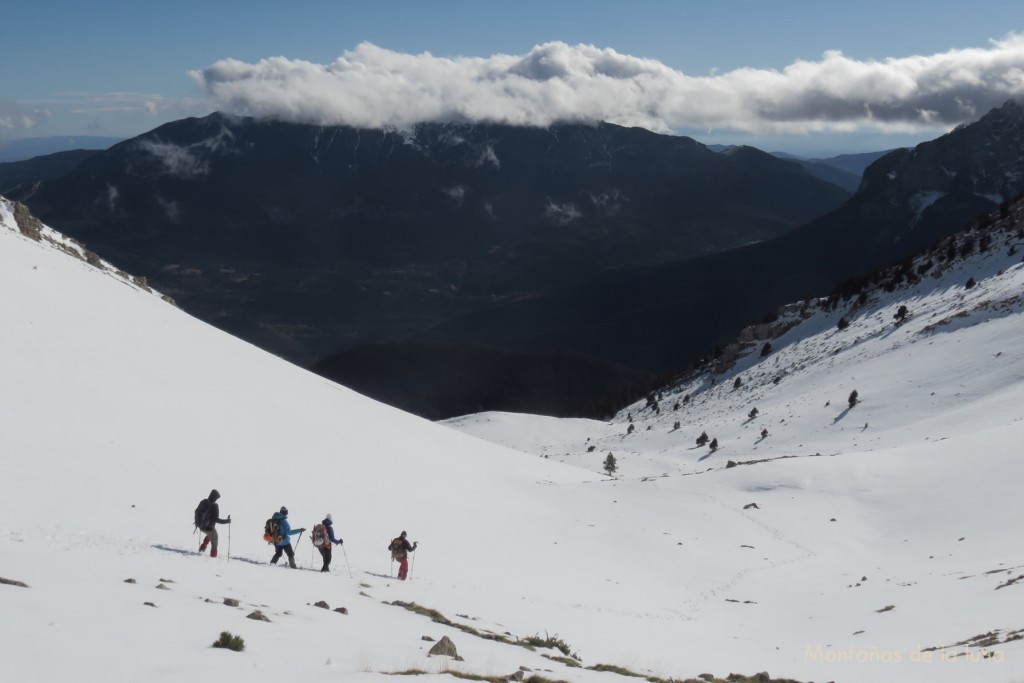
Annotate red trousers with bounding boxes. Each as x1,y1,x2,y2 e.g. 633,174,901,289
397,557,409,580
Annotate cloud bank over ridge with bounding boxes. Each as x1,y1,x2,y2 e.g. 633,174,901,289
190,36,1024,134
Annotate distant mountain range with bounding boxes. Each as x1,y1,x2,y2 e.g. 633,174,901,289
709,146,898,192
15,115,848,370
0,135,122,163
0,149,101,194
417,101,1024,376
15,102,1024,420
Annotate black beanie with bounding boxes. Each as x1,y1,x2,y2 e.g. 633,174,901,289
280,506,288,515
209,489,220,501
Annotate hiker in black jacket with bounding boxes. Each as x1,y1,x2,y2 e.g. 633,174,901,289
388,531,417,580
196,489,231,558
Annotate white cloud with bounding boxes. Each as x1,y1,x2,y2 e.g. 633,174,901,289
135,140,209,178
0,100,50,130
190,37,1024,135
544,199,581,225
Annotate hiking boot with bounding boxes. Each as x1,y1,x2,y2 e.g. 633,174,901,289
199,541,208,552
210,549,218,558
288,560,297,569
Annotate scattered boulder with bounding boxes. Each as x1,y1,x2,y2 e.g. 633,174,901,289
158,578,175,583
123,578,136,584
144,602,156,608
155,583,170,590
743,503,760,510
313,601,330,610
334,607,349,615
876,605,895,613
247,610,271,622
421,636,435,642
428,635,463,660
726,460,738,469
224,598,240,607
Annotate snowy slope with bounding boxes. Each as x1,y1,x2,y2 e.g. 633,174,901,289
2,194,1023,683
448,207,1024,681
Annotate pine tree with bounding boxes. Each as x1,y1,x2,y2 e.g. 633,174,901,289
709,437,719,452
760,428,769,439
603,452,617,476
848,389,859,408
748,407,759,419
696,431,709,447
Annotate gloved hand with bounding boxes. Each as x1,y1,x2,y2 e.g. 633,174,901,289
299,528,307,533
413,541,419,549
336,539,343,546
226,516,232,524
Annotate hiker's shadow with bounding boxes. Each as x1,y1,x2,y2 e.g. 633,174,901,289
152,544,265,567
832,406,854,425
364,571,394,579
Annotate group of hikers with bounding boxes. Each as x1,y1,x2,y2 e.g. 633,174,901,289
193,489,418,578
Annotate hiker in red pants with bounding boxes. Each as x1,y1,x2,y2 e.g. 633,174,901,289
388,531,417,580
195,489,231,557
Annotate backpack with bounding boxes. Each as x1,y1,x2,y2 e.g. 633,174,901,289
389,537,406,560
312,523,329,548
194,499,213,530
264,518,283,545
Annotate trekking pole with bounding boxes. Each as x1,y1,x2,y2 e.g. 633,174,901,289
409,550,417,581
228,522,232,563
342,545,353,578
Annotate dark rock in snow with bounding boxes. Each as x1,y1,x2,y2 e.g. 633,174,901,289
428,635,462,660
247,610,271,622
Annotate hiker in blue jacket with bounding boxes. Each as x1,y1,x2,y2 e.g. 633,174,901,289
269,507,305,569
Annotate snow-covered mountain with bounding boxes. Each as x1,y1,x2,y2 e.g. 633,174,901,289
3,194,1023,683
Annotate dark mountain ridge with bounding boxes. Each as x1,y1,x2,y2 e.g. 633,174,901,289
0,149,100,195
414,101,1024,377
17,113,849,366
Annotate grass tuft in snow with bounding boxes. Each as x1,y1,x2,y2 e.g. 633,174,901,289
519,633,578,659
211,631,245,652
389,601,517,645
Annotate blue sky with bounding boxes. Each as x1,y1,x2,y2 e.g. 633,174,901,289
3,0,1024,155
